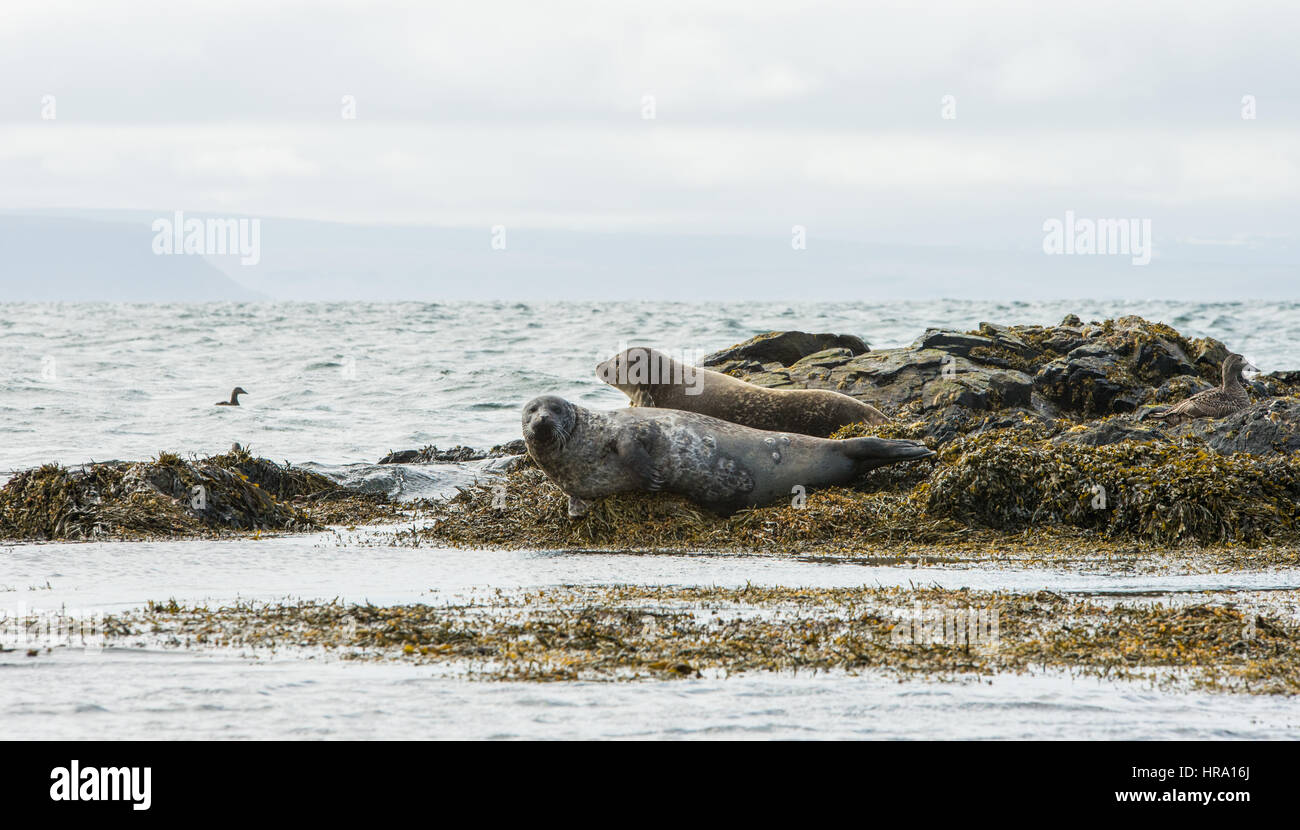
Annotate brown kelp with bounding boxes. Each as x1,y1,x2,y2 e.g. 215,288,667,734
0,446,397,540
105,586,1300,693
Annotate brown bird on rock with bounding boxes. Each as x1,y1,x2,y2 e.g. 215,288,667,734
1147,353,1256,425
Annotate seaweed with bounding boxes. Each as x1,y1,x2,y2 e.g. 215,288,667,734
0,449,402,541
107,586,1300,693
413,422,1300,551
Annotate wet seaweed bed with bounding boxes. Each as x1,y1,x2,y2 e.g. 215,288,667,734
0,447,409,541
99,586,1300,693
401,439,1300,567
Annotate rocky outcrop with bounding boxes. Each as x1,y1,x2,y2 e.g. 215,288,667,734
721,315,1243,422
703,331,868,369
379,439,527,465
1049,399,1300,455
0,449,346,541
1177,398,1300,455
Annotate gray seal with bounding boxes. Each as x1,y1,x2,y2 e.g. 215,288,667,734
596,347,888,437
521,395,933,518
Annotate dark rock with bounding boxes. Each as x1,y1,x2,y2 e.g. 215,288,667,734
431,446,486,462
1041,329,1086,355
1173,398,1300,455
705,317,1296,426
1134,339,1196,381
974,323,1039,357
902,405,1057,448
1261,371,1300,397
915,329,998,357
1190,338,1230,373
969,407,1059,436
802,348,1031,414
489,439,528,456
703,331,869,368
378,449,422,464
379,440,526,465
1150,375,1215,404
789,347,856,369
1051,418,1170,448
1033,346,1145,417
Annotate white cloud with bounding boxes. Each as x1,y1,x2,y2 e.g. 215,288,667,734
0,0,1297,251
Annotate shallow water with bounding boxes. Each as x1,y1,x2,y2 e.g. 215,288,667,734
3,300,1300,739
5,536,1300,615
7,649,1298,740
3,538,1300,739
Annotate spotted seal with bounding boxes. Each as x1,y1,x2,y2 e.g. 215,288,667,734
521,395,933,517
596,347,887,437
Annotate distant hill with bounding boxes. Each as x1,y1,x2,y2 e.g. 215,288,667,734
2,210,1296,301
0,215,263,301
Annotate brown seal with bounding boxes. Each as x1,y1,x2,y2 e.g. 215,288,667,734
596,347,887,437
522,395,932,517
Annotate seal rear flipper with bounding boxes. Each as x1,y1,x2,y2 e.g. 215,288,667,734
842,436,935,468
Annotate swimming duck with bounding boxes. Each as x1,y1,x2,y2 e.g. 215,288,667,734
1147,353,1255,425
216,387,248,406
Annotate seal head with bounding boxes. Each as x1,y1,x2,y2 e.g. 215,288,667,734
522,394,578,450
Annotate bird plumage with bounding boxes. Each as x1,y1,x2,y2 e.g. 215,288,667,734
1147,354,1253,425
216,387,248,406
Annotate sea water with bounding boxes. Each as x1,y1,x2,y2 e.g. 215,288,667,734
3,300,1299,739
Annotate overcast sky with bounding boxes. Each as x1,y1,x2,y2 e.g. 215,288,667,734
2,0,1298,256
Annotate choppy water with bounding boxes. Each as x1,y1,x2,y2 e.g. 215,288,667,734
3,300,1300,740
3,300,1298,473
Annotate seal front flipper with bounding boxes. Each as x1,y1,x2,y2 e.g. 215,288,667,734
567,495,593,519
616,426,665,490
841,436,934,470
626,387,655,408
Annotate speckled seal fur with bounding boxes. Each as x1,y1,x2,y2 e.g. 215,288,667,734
522,395,933,518
596,347,888,437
